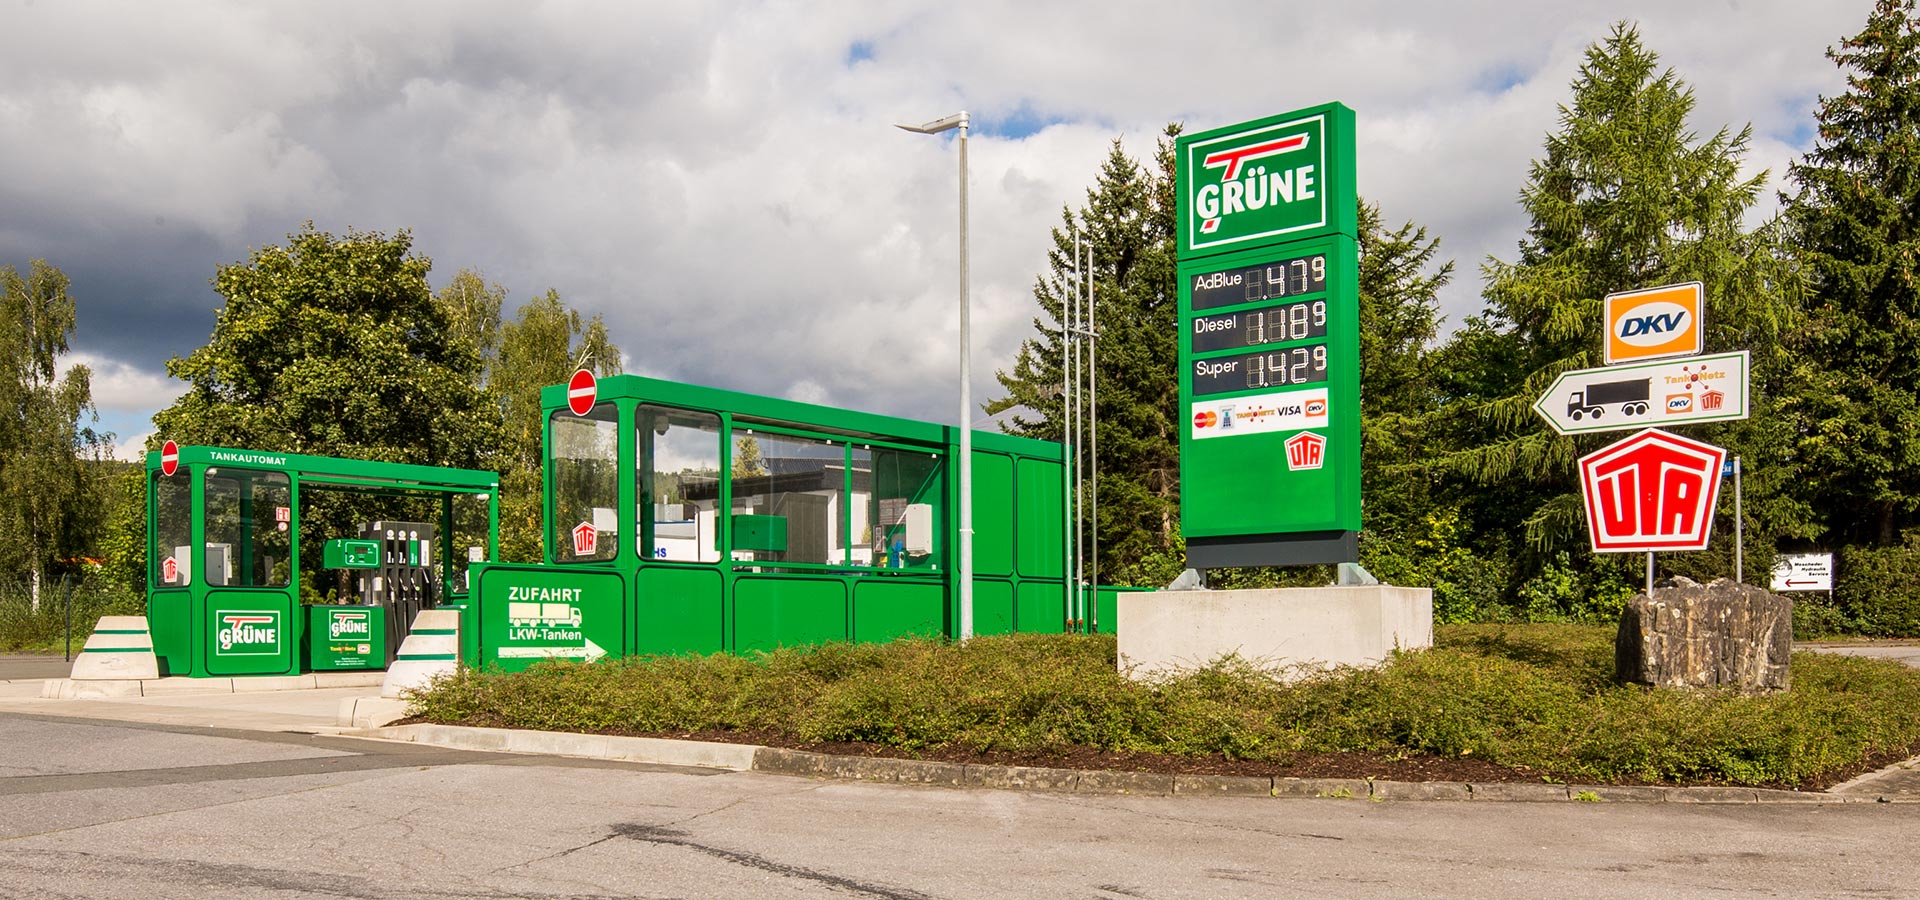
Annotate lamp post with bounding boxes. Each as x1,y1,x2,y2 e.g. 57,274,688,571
896,110,973,641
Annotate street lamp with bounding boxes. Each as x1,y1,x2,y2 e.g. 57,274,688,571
896,110,973,641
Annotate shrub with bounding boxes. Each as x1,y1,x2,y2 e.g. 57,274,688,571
409,625,1920,788
1834,544,1920,637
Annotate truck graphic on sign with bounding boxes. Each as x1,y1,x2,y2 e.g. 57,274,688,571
1568,378,1651,420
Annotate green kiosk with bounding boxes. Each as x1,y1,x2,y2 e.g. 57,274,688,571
143,445,500,678
467,374,1080,670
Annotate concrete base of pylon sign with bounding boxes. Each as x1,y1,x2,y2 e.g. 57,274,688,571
1115,586,1433,682
381,609,461,699
69,616,161,680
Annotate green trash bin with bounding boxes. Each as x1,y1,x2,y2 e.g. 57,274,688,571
306,605,387,671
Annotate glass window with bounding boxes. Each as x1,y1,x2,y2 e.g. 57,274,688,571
445,491,494,596
638,406,722,562
153,470,193,586
868,448,944,570
550,404,620,562
729,430,846,565
202,469,292,588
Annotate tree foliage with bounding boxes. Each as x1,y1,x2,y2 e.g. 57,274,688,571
1430,24,1789,606
483,283,623,562
152,224,498,469
1781,0,1920,546
988,131,1182,586
0,260,106,607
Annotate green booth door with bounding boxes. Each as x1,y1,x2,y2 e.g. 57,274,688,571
198,468,299,677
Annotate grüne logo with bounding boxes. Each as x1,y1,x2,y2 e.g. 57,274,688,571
1614,302,1691,347
328,611,371,640
217,612,279,654
1194,133,1317,234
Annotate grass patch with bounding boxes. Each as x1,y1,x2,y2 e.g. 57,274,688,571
0,578,141,653
408,624,1920,789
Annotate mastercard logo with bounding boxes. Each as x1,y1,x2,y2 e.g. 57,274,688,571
1193,410,1219,428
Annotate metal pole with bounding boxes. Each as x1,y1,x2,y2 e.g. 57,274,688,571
957,115,973,643
62,575,73,663
1733,456,1744,584
1070,229,1083,630
1060,267,1073,626
1087,240,1099,633
1646,551,1655,595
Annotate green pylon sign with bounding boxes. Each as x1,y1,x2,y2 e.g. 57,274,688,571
1175,102,1361,567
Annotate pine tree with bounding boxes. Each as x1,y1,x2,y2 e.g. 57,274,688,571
1437,23,1780,581
1354,201,1452,541
988,130,1182,585
1782,0,1920,546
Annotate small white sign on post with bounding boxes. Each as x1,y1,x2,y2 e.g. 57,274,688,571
1770,553,1834,592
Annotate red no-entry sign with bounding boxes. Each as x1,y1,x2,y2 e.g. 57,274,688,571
160,440,179,476
567,369,597,416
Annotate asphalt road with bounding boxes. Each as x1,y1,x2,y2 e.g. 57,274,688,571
1,712,1916,899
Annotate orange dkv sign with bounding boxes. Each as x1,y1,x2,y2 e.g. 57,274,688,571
1579,429,1725,552
1604,282,1702,365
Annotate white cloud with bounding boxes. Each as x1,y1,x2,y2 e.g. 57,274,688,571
0,0,1870,439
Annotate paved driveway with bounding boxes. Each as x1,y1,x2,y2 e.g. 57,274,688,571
2,712,1917,900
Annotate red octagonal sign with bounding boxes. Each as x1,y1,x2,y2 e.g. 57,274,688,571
1579,428,1726,552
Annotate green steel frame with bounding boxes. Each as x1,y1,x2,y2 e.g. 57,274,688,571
467,374,1077,670
143,446,501,677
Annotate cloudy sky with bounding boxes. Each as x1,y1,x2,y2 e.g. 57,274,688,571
0,0,1867,459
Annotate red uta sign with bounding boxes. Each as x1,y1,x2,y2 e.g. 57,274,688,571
1579,428,1726,552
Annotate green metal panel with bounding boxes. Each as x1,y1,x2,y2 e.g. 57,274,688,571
1178,234,1360,537
1016,581,1066,634
474,563,627,673
734,577,847,651
971,580,1015,636
147,589,191,676
306,605,385,670
1015,458,1065,579
852,580,945,643
731,514,788,552
204,593,298,676
971,452,1014,577
634,566,724,655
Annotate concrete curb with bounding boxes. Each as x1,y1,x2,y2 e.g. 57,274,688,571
40,671,386,699
335,722,1901,803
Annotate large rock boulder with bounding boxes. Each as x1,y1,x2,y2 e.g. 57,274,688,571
1615,577,1792,693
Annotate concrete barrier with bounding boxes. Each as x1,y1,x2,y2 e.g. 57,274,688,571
381,609,461,699
69,616,160,680
1116,585,1433,680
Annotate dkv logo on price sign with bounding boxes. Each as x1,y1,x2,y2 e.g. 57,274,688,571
1579,429,1726,552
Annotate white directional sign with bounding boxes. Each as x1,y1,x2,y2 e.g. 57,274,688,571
1771,553,1834,592
1533,350,1749,436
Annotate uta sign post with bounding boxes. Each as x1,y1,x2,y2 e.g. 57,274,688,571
1176,102,1360,567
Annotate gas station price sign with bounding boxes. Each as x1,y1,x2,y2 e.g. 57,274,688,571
1188,251,1329,312
1190,296,1330,354
1176,102,1360,567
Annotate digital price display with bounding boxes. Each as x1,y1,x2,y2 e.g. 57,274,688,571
1190,298,1329,354
1190,343,1330,397
1188,251,1328,312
